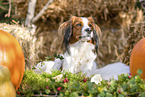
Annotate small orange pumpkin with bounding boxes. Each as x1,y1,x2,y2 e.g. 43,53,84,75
130,38,145,79
0,30,25,90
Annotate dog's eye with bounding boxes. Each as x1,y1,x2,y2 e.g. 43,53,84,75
89,24,92,27
76,23,82,27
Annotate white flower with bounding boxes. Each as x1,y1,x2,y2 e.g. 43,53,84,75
52,74,63,82
91,74,102,84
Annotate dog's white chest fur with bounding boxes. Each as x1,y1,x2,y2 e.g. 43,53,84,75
62,41,97,77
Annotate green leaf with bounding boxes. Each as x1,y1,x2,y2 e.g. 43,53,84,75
122,83,128,90
70,92,79,97
135,75,142,82
58,93,64,97
53,53,57,57
106,93,113,97
139,92,145,97
41,62,45,67
32,66,36,70
110,80,116,87
59,56,64,60
57,55,60,58
39,67,42,71
98,92,106,97
87,82,94,90
45,89,50,94
118,94,124,97
129,86,138,92
45,56,52,60
137,69,143,75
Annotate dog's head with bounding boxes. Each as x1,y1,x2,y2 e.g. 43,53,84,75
58,16,101,54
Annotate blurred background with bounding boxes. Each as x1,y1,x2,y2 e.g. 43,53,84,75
0,0,145,69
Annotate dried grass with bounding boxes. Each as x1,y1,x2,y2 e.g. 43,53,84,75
122,22,145,65
14,0,137,29
1,0,143,68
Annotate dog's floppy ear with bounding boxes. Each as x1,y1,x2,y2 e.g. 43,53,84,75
88,17,101,53
58,16,76,54
93,24,101,53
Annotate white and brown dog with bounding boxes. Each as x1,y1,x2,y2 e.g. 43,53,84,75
35,16,130,81
58,16,101,77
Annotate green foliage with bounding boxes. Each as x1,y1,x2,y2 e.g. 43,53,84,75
53,53,64,60
137,68,143,76
18,70,145,97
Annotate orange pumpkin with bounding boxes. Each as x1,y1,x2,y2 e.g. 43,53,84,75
0,30,25,90
130,38,145,79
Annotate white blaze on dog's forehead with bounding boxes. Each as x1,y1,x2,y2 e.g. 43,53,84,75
80,17,93,40
81,17,89,27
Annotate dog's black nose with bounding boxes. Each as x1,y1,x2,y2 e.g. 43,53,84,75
85,28,92,34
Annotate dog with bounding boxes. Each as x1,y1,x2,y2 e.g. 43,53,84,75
57,16,101,77
35,16,130,81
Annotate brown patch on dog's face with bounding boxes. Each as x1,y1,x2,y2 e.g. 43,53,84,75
69,17,83,44
88,17,101,36
87,17,94,31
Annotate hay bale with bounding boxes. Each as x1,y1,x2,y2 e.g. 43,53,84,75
96,27,127,67
36,30,61,59
13,0,137,29
122,22,145,65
